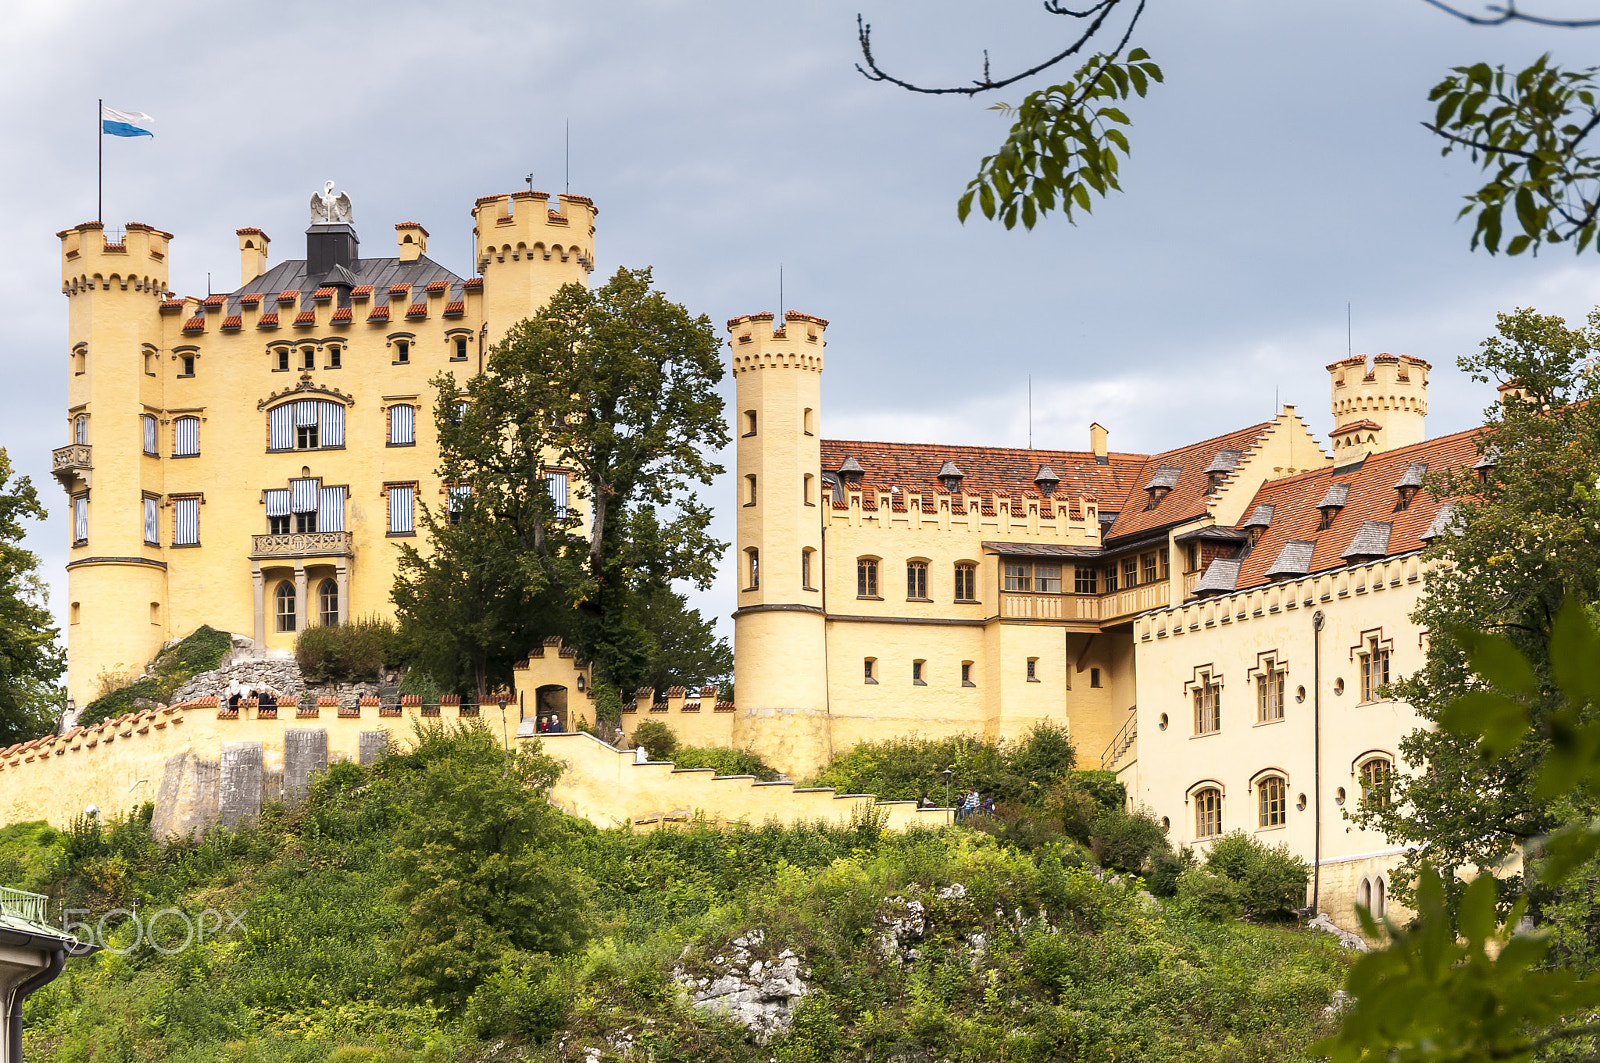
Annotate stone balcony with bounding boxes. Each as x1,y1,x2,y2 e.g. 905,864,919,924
249,531,354,561
51,443,91,490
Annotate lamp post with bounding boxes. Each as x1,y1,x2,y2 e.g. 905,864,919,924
941,768,953,810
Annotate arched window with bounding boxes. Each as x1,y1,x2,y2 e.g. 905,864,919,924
857,557,879,598
744,548,760,591
318,579,338,627
275,582,296,633
1257,776,1287,828
906,560,928,600
73,414,88,445
173,416,200,457
1194,787,1222,837
954,562,978,602
1358,878,1372,911
1374,876,1387,917
1360,758,1393,806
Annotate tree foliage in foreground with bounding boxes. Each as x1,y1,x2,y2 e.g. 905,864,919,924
0,449,61,743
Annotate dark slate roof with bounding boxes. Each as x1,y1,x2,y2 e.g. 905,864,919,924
838,455,865,475
937,460,963,479
1421,501,1460,541
1193,558,1242,594
1144,465,1184,491
1241,503,1276,529
1475,446,1501,469
981,540,1104,559
1317,482,1350,509
1342,521,1394,559
1035,464,1060,484
1265,539,1317,577
1203,448,1243,475
1394,462,1427,489
231,254,465,313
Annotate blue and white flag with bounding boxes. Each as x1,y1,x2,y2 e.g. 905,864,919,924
101,105,154,138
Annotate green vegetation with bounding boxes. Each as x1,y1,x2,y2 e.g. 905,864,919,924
630,719,780,781
295,616,407,684
1177,832,1310,922
0,448,65,743
20,723,1346,1061
79,625,231,727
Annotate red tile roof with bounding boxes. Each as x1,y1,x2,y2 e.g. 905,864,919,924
819,439,1146,509
546,211,569,224
202,294,225,308
405,302,428,318
182,315,205,332
424,280,448,293
395,221,430,235
1102,423,1275,543
367,305,389,322
331,307,352,323
558,193,595,207
235,227,268,238
293,310,315,326
125,222,174,239
312,286,336,300
1219,427,1483,594
786,311,828,327
387,284,410,297
257,311,279,328
159,299,184,312
1333,420,1382,435
277,290,299,303
351,285,374,298
221,314,242,330
462,278,483,291
239,293,262,307
443,299,465,316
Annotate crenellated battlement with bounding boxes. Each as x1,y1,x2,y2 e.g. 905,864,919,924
727,310,827,374
1326,354,1430,457
59,221,171,297
472,191,596,274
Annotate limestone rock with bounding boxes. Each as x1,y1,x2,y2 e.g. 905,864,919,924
674,936,808,1043
1307,912,1369,951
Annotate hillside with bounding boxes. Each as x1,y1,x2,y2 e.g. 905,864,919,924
13,725,1351,1062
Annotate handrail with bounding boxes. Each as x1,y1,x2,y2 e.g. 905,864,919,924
1099,707,1138,769
0,886,49,926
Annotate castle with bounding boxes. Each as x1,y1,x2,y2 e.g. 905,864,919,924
53,187,595,706
46,185,1489,924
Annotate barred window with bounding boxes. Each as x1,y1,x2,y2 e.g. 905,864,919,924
546,471,569,518
388,485,415,534
1258,777,1286,828
172,497,199,546
173,416,199,456
142,498,158,545
388,404,415,445
1195,787,1222,837
142,414,157,456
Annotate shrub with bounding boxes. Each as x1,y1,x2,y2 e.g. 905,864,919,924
669,746,780,781
1068,769,1126,811
1089,805,1172,875
80,625,232,725
1178,867,1244,920
297,617,397,683
1200,831,1309,919
463,959,568,1041
631,719,679,760
809,722,1077,806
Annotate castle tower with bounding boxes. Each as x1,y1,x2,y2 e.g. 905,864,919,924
471,191,597,343
56,221,174,705
1326,353,1430,460
727,310,830,777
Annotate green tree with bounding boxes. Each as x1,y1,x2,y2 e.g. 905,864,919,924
1355,307,1600,911
633,584,733,696
0,450,63,742
387,724,591,1004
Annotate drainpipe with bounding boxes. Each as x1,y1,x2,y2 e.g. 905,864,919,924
1312,609,1326,916
8,948,64,1062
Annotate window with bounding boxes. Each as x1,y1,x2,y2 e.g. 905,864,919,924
388,484,415,534
302,346,315,370
912,660,926,685
327,345,341,369
1034,564,1061,593
318,579,338,627
801,548,814,590
864,658,877,683
1185,543,1200,572
955,562,977,602
1318,507,1338,531
319,485,346,532
803,408,814,435
389,404,415,445
270,400,344,451
743,411,757,437
857,558,879,598
73,495,88,544
1074,566,1098,594
448,485,472,525
1360,637,1391,702
1257,659,1285,723
1026,658,1039,682
1195,787,1222,837
142,498,158,545
1090,668,1102,688
1395,485,1417,511
142,415,157,455
173,416,199,457
1104,564,1118,592
1141,552,1158,584
454,337,469,361
907,560,928,599
745,548,760,590
1003,562,1030,592
1159,550,1171,580
1193,672,1220,734
275,582,296,632
1122,557,1138,588
298,423,319,450
172,497,199,546
746,474,759,506
1258,777,1287,827
961,662,974,687
395,339,410,364
276,347,290,372
269,514,290,534
73,415,88,445
546,471,569,517
181,355,195,377
1360,758,1392,807
74,347,86,374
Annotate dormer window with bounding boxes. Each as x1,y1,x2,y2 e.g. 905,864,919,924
1142,465,1181,512
1316,482,1349,530
1474,446,1500,484
1202,449,1241,495
1393,462,1426,511
838,455,865,487
1034,464,1060,499
938,459,963,493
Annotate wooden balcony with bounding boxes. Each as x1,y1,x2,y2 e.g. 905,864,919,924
1100,581,1170,620
51,444,91,490
250,531,354,561
999,582,1172,623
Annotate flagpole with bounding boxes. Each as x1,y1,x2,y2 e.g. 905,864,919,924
97,98,102,224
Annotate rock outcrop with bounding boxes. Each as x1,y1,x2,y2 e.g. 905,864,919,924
674,928,808,1042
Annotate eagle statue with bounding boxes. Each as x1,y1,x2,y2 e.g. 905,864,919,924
309,180,354,224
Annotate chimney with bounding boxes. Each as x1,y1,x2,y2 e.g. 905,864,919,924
1089,422,1108,465
237,228,269,285
396,222,428,263
307,221,359,279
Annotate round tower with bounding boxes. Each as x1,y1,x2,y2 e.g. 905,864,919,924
57,220,174,706
727,310,831,777
471,191,597,343
1326,353,1429,459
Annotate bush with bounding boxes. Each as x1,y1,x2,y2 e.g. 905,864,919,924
1178,867,1243,920
1200,832,1309,919
1089,805,1172,876
809,721,1078,806
297,617,398,683
463,959,568,1041
1068,769,1126,811
80,625,232,725
669,746,780,781
631,719,679,760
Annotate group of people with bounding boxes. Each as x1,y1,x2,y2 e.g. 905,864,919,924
914,789,995,820
534,715,566,734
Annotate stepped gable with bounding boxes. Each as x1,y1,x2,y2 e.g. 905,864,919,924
1102,422,1274,543
1216,426,1482,594
817,439,1147,506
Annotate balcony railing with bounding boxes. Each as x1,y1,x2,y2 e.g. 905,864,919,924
999,582,1171,622
0,886,48,926
51,443,91,488
250,531,354,560
1100,581,1170,620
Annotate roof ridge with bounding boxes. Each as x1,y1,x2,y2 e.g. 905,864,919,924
819,438,1152,461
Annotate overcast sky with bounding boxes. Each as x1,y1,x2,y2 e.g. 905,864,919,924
4,1,1598,647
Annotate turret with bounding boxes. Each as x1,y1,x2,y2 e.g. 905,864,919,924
1327,354,1429,459
57,219,174,706
727,309,831,776
471,191,596,343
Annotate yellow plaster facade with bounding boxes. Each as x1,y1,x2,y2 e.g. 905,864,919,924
55,189,596,706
